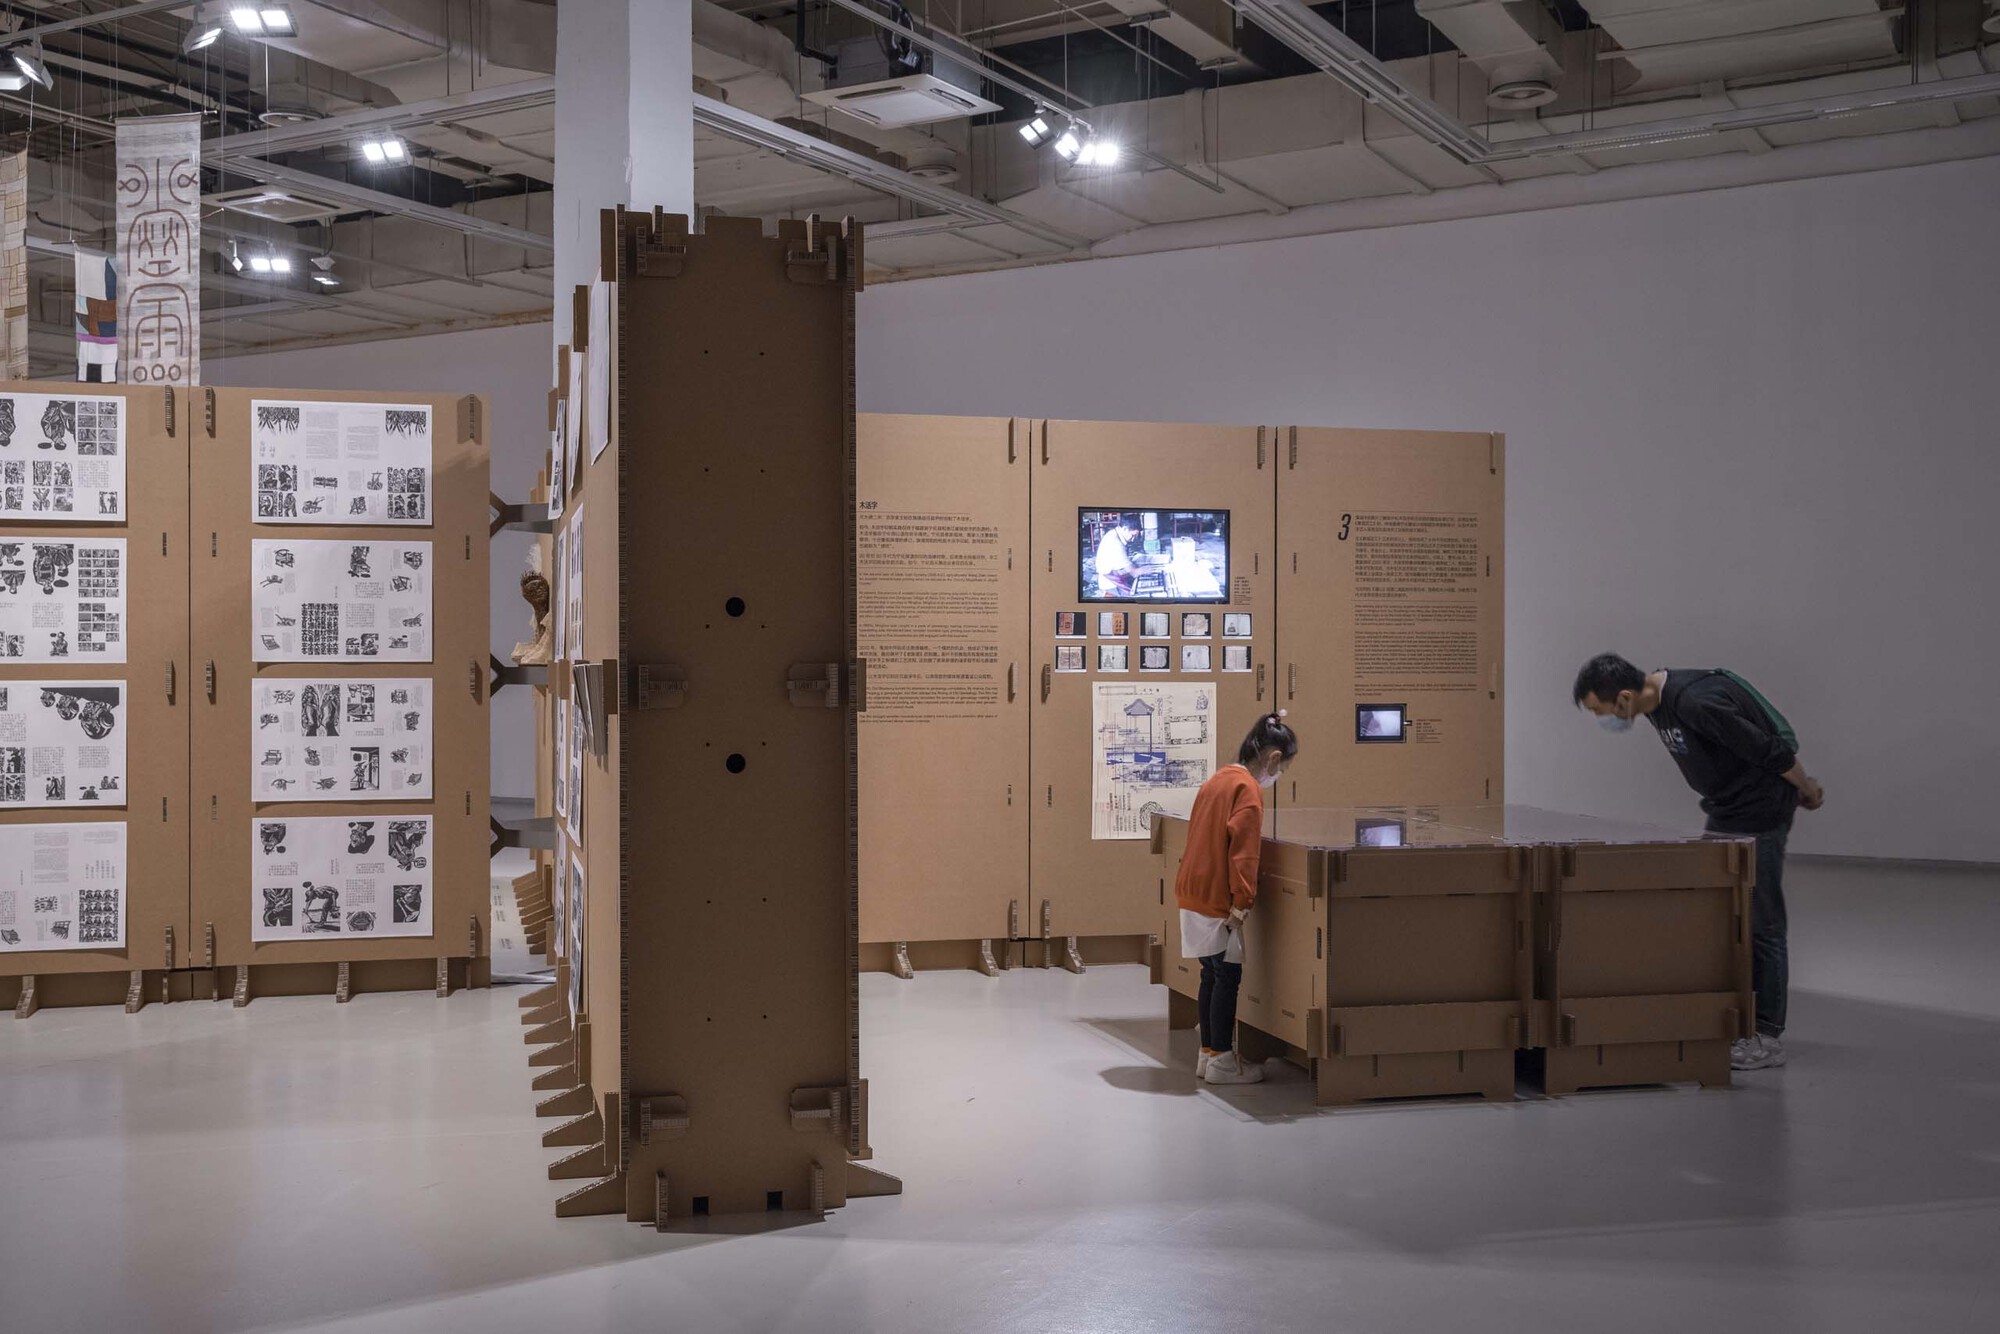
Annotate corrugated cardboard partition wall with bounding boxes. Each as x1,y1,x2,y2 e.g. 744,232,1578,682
189,388,491,1001
856,419,1504,972
539,210,897,1225
1,384,187,1012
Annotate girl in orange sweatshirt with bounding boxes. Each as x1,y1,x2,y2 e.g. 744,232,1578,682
1175,710,1299,1085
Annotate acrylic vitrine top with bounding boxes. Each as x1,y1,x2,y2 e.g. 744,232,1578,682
1154,797,1722,851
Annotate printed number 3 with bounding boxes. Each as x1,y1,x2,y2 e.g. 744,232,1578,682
1337,513,1352,541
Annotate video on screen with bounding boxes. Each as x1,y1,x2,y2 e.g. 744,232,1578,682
1079,509,1229,604
1354,817,1406,847
1356,705,1406,743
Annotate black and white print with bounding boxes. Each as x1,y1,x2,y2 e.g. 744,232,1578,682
564,698,584,844
252,678,432,802
566,851,586,1019
0,680,125,808
561,505,584,661
0,393,124,522
0,538,124,663
251,540,431,662
0,821,125,952
250,400,432,526
250,815,433,942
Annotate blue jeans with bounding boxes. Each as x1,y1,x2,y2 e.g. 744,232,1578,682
1711,821,1791,1038
1198,954,1241,1053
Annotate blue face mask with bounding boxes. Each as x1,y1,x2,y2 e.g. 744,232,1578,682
1598,713,1635,734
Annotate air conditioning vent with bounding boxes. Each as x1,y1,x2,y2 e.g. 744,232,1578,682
205,186,347,224
803,74,1002,129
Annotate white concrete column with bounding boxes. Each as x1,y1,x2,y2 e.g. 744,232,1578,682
554,0,694,345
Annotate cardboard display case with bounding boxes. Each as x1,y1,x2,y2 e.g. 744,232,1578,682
1153,805,1752,1103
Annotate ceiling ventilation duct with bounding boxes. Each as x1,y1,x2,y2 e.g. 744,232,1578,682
1415,0,1564,109
206,184,350,224
801,6,1003,128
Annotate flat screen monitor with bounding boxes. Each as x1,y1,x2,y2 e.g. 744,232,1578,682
1354,817,1406,848
1079,508,1229,603
1356,704,1406,743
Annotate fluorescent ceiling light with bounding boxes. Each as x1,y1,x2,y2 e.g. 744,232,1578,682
9,45,53,92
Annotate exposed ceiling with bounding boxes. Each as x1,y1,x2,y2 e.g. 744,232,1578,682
2,0,1995,369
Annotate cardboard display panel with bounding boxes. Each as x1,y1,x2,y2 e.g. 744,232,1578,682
1278,428,1504,810
1540,838,1752,1094
189,388,488,975
1030,420,1276,943
1,383,187,987
556,210,883,1225
856,414,1029,947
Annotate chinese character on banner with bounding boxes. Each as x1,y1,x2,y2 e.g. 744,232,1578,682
114,113,201,386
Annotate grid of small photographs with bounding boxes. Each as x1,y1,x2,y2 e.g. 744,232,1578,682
1053,607,1256,675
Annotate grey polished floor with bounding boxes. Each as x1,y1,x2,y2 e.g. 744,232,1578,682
3,860,1997,1334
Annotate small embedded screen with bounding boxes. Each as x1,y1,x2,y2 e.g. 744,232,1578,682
1356,705,1406,743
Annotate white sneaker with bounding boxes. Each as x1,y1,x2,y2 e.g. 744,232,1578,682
1196,1050,1213,1079
1731,1035,1788,1070
1203,1051,1265,1085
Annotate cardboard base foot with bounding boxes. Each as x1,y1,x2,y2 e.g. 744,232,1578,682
549,1142,610,1180
526,1017,572,1046
846,1160,903,1199
1542,1039,1732,1096
14,975,37,1018
977,939,999,977
536,1084,594,1119
531,1063,577,1092
1167,988,1199,1032
1315,1048,1516,1107
520,978,561,1009
1061,935,1085,974
123,971,146,1014
529,1038,572,1068
542,1108,602,1149
523,1000,564,1027
555,1173,626,1218
890,942,914,980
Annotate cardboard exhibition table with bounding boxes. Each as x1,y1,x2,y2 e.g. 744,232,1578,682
1151,805,1756,1103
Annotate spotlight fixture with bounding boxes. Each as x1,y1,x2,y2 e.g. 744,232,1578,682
248,255,272,273
1075,138,1121,167
358,136,408,165
1985,2,2000,37
0,68,24,92
229,239,244,273
231,6,298,37
9,43,54,92
184,4,226,52
1018,115,1053,148
269,256,292,273
310,255,338,287
1052,129,1081,161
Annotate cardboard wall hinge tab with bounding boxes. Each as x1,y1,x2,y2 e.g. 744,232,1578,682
164,386,176,435
790,1086,847,1135
634,663,688,710
335,961,352,1003
811,1160,827,1215
204,922,216,967
637,1094,690,1146
1289,426,1298,469
1008,900,1021,938
164,659,175,702
1328,850,1349,885
203,388,216,438
164,924,174,970
636,236,688,277
459,394,482,444
1257,425,1266,469
654,1170,671,1230
469,915,482,960
125,970,146,1013
233,965,250,1007
436,958,451,997
1040,899,1053,939
204,660,215,701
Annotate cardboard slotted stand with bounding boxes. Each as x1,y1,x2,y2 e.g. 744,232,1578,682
1,383,188,1013
534,209,897,1226
188,387,490,1003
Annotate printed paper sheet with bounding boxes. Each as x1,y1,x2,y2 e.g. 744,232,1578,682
0,390,125,521
1090,681,1216,840
251,400,432,524
550,521,567,661
563,504,584,660
252,814,434,942
0,821,125,951
567,849,585,1018
563,696,584,843
252,678,433,801
587,280,612,463
565,342,585,487
251,540,432,662
0,536,125,662
0,680,125,808
115,113,201,387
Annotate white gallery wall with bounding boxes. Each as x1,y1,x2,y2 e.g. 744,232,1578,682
858,154,2000,864
210,321,553,800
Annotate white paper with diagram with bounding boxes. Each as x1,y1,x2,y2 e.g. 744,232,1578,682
0,536,125,663
0,391,125,521
0,821,126,952
251,400,432,524
251,814,434,941
1090,680,1216,840
0,680,125,808
252,678,433,801
251,539,432,662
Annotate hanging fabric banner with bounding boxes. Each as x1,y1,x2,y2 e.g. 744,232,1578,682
114,113,201,386
75,250,118,383
0,150,27,380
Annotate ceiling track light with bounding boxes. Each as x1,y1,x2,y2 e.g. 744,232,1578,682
358,135,409,165
228,239,243,273
9,43,54,92
231,5,298,38
1018,115,1053,148
184,3,225,52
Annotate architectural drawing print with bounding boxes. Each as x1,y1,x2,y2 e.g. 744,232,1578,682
1089,681,1216,840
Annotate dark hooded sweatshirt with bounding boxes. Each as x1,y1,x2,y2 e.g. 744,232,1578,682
1649,669,1800,834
